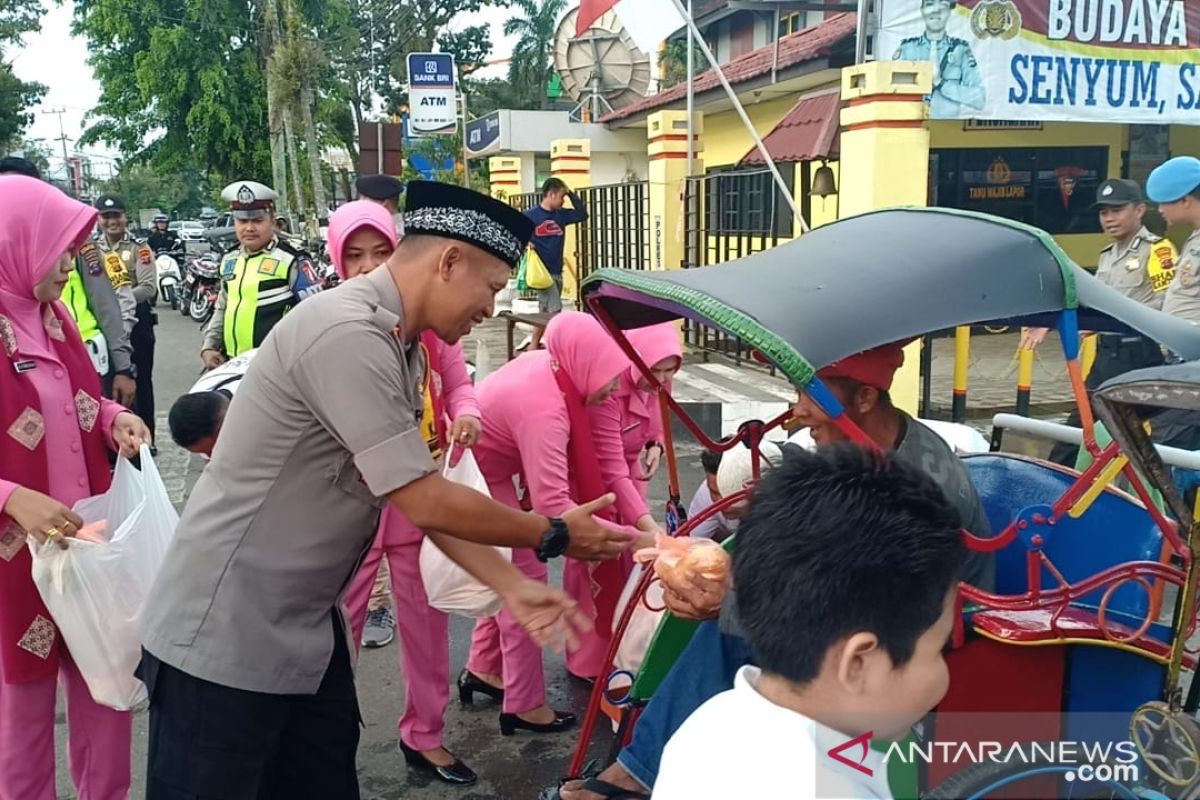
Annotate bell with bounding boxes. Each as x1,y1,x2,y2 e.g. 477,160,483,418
812,163,837,198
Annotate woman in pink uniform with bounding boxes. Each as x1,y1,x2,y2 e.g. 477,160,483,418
0,176,151,799
332,200,483,785
461,311,641,734
565,323,684,680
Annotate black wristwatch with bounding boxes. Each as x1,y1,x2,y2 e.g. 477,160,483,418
535,517,570,562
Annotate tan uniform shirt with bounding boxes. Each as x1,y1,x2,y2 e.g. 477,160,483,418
1163,229,1200,323
141,266,436,694
95,236,154,332
1094,226,1176,311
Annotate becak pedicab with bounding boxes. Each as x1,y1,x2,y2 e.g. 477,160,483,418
550,207,1200,799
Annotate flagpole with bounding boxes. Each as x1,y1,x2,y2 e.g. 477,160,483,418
667,0,808,232
685,0,694,177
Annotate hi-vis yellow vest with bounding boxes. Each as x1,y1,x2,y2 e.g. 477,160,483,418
221,244,297,357
61,268,100,342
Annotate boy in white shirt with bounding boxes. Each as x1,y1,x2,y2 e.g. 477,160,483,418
655,443,967,799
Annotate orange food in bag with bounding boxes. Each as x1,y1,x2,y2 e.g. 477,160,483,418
635,534,730,586
75,520,108,544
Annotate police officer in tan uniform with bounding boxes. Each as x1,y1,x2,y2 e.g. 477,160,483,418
1024,178,1177,464
137,182,632,799
91,194,159,440
1148,156,1200,328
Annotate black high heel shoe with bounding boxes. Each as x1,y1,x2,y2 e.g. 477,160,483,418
457,668,504,705
499,709,577,736
398,740,477,786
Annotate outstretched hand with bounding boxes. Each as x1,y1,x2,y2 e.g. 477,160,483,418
502,579,592,653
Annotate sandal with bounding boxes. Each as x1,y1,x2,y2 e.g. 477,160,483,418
542,777,651,800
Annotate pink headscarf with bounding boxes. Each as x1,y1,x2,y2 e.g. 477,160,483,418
543,311,629,398
0,176,97,299
625,322,683,384
327,200,398,280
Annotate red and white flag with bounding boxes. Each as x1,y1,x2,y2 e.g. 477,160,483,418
575,0,686,55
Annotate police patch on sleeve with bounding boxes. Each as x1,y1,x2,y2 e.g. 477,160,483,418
293,258,323,300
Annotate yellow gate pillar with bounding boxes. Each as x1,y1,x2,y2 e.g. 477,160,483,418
488,156,527,202
551,139,591,306
838,61,933,416
647,110,703,272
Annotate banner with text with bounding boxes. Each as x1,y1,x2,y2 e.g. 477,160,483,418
875,0,1200,123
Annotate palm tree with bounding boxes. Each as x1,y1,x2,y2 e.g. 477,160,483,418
504,0,568,109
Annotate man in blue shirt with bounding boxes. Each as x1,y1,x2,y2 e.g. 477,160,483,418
523,177,587,349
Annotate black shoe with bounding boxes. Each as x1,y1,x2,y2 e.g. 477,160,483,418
457,668,503,705
499,709,577,736
399,740,477,786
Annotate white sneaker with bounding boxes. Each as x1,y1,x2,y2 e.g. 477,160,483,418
515,335,532,352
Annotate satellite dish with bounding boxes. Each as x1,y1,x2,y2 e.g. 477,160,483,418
553,8,652,120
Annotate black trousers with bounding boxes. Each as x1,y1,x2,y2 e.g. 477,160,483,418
132,301,157,434
140,615,361,800
1048,334,1164,466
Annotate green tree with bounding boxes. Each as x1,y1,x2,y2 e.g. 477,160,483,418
0,0,47,150
15,138,51,175
73,0,270,184
504,0,566,109
658,37,705,89
101,162,209,218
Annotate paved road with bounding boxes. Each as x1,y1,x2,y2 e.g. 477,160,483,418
57,306,709,799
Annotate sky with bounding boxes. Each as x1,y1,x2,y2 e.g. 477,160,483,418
7,2,525,176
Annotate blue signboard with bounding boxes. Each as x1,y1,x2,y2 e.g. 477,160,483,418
465,111,502,157
407,53,458,136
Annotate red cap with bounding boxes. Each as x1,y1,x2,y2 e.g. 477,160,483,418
817,342,909,392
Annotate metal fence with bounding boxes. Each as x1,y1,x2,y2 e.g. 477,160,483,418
681,170,793,373
510,182,650,307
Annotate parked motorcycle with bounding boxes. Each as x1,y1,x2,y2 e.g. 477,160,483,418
154,248,185,310
180,253,221,324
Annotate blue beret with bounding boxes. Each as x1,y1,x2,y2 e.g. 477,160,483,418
1147,156,1200,204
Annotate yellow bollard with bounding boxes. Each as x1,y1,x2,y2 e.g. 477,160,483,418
953,326,970,422
1016,332,1035,416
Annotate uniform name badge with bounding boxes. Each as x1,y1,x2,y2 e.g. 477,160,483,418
84,331,109,375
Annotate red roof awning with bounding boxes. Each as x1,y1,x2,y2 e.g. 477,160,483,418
599,13,855,124
740,91,840,165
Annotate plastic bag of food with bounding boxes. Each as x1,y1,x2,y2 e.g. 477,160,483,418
419,446,511,617
613,563,667,678
28,446,179,711
635,534,732,586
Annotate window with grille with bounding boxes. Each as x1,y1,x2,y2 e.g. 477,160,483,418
703,167,796,238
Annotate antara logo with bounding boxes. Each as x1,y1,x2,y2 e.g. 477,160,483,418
828,731,874,777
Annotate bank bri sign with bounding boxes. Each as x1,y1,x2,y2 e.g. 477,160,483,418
407,53,457,136
875,0,1200,124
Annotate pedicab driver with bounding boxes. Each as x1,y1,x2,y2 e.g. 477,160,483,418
137,181,631,800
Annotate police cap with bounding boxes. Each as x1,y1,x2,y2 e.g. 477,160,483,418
221,180,279,219
1092,179,1145,208
403,180,534,270
1147,157,1200,204
94,194,126,213
355,174,405,202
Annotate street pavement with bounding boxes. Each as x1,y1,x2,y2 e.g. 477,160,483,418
56,306,710,800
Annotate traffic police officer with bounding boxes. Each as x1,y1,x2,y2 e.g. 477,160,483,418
147,213,182,254
89,194,159,438
1025,178,1178,464
200,181,322,370
1148,156,1200,327
894,0,985,117
64,240,137,406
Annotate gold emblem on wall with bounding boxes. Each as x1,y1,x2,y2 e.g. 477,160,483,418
971,0,1021,39
987,156,1012,185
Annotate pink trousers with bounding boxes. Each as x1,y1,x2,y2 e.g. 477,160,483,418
562,550,634,680
344,505,451,752
0,653,131,800
466,479,549,715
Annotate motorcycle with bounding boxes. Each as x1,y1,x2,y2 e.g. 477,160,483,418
154,248,185,310
181,253,222,324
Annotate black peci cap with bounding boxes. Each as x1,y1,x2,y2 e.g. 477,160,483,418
0,155,40,178
1093,179,1145,208
94,194,126,213
355,174,405,202
402,180,534,269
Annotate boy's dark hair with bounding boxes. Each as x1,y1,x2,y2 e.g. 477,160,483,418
542,177,568,197
168,391,229,448
700,449,722,475
734,443,966,685
0,156,40,178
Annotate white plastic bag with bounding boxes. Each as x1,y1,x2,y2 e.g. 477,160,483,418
418,447,511,618
29,445,178,710
613,563,667,678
